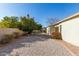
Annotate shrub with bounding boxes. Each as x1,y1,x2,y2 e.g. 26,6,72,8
22,32,28,36
0,34,14,44
13,32,20,38
51,32,62,39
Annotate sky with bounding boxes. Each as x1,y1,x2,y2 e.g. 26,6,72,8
0,3,79,27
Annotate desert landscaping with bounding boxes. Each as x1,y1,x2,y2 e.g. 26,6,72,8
0,32,74,56
0,27,79,56
0,3,79,56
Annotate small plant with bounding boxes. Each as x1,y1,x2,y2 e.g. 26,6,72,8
0,34,14,44
51,32,62,39
22,32,28,36
13,32,20,38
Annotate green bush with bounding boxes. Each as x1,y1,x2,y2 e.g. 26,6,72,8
0,34,14,44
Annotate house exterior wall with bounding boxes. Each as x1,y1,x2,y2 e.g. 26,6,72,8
55,25,61,33
47,27,51,35
47,26,55,35
60,17,79,47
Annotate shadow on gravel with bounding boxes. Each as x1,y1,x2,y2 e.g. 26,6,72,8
0,33,52,56
29,33,52,41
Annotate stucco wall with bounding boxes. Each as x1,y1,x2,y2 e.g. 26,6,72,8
47,27,51,35
60,17,79,47
47,26,55,35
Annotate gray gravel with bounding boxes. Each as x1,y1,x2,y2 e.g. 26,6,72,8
0,34,72,56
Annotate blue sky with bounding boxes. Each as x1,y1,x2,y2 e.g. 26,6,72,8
0,3,79,27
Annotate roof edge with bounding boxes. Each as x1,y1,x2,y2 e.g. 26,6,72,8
48,13,79,27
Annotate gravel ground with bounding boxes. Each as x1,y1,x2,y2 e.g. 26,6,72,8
0,33,72,56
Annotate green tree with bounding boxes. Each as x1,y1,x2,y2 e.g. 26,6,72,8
36,24,42,30
0,16,19,28
20,15,37,33
9,16,19,28
0,16,11,28
0,14,42,34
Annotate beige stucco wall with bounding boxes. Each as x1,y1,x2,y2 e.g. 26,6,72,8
60,17,79,47
54,25,61,33
47,26,54,35
47,27,51,35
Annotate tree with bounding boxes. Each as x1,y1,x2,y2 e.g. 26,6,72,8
47,17,59,26
36,24,42,30
27,14,30,18
20,16,37,33
0,14,42,34
9,16,19,28
0,16,19,28
0,16,11,28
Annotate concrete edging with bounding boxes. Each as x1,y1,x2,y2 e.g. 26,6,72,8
52,39,76,56
62,44,76,56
